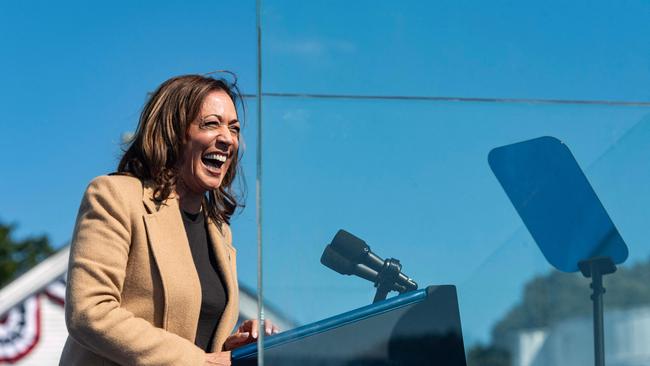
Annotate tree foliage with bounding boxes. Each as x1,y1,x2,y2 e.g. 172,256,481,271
469,257,650,366
0,222,55,288
467,343,510,366
492,257,650,340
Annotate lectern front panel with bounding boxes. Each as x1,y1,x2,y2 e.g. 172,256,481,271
233,285,466,366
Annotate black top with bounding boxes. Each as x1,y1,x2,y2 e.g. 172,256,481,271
182,210,227,352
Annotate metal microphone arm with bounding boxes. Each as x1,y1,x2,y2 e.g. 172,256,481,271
372,258,418,303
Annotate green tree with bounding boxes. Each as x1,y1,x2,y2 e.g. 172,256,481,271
469,257,650,366
467,343,510,366
0,222,55,287
492,259,650,341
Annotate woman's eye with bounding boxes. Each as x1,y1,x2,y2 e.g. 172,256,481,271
202,121,221,128
229,125,241,134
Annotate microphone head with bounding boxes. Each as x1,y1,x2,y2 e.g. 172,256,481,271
330,229,370,261
320,244,355,275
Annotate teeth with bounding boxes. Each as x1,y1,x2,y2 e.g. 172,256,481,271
204,153,227,162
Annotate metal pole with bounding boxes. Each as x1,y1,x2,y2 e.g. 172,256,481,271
255,0,265,365
591,268,605,366
579,256,615,366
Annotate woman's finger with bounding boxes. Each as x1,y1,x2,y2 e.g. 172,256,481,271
249,319,259,338
238,319,253,332
264,319,273,335
223,332,251,351
238,319,277,338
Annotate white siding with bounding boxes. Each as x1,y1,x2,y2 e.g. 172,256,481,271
10,295,66,365
508,307,650,366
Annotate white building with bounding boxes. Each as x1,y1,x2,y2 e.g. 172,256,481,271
503,307,650,366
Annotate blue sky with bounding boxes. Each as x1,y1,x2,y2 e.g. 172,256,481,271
0,0,257,245
2,0,650,347
262,0,650,101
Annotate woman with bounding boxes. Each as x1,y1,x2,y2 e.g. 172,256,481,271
60,74,276,366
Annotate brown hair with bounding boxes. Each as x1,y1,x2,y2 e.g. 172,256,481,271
118,74,245,225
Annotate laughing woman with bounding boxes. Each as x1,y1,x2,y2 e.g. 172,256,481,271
59,75,276,366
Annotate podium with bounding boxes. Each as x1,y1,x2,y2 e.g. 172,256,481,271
232,285,467,366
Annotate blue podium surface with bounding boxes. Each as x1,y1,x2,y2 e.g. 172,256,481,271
232,285,466,366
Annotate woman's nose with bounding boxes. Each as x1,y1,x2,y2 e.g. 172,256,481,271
216,126,235,146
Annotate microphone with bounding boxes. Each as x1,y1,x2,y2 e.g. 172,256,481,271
320,244,378,283
321,230,418,293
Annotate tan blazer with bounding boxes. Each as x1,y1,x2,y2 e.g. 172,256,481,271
59,175,239,366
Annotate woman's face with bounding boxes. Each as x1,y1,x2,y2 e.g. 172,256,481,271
179,89,240,195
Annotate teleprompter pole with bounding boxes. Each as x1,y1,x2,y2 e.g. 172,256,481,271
578,256,617,366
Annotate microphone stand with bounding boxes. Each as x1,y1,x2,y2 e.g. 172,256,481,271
372,258,407,303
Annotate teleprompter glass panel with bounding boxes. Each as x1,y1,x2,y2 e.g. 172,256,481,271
259,96,650,365
488,136,629,272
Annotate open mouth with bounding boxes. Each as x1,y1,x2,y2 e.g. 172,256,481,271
201,152,228,171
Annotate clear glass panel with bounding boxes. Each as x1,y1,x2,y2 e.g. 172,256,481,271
256,2,650,365
261,1,650,101
257,95,650,365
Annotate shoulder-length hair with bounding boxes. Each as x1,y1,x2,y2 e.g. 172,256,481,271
118,74,245,226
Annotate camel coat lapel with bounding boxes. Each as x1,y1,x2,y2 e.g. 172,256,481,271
142,188,203,342
141,184,239,351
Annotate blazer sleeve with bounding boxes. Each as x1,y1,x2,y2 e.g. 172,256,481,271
65,176,206,366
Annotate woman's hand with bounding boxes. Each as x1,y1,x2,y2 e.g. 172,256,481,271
204,351,231,365
223,319,280,351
